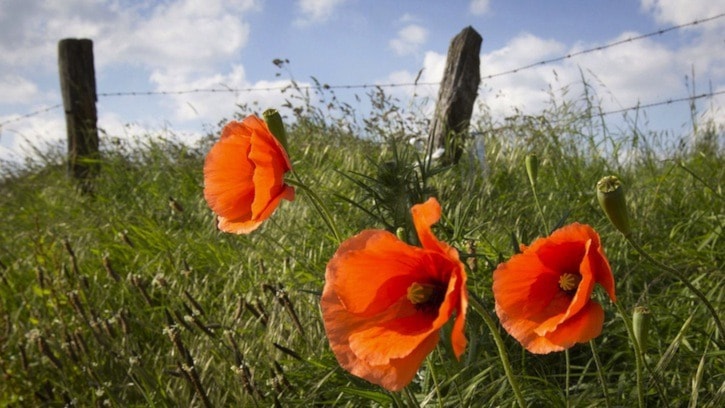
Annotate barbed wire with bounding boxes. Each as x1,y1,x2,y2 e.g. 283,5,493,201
481,12,725,80
1,12,723,128
96,12,724,96
596,90,725,118
0,104,63,127
3,90,721,131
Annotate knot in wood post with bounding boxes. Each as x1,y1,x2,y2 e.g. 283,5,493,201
58,38,99,193
428,26,482,165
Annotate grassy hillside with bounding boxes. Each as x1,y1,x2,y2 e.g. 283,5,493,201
1,95,722,406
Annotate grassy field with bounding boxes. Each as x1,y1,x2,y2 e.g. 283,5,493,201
1,92,723,406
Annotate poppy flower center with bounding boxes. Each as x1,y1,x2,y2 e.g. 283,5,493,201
407,282,445,313
558,273,581,292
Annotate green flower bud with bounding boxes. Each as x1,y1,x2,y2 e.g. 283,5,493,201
262,108,289,152
633,306,651,351
395,227,406,241
596,175,632,236
525,154,539,187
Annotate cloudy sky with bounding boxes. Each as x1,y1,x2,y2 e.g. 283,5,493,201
1,0,723,165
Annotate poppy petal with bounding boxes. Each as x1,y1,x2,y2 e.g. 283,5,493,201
412,198,458,258
203,115,295,234
322,197,468,391
348,311,438,365
493,252,560,320
216,216,263,234
495,302,559,353
249,129,293,217
203,136,255,221
544,301,605,349
328,230,434,317
450,286,468,359
322,277,440,391
591,242,616,302
241,115,293,169
534,240,598,335
493,223,615,354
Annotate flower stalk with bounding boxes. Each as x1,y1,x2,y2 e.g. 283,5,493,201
526,154,549,233
470,295,526,408
613,301,645,408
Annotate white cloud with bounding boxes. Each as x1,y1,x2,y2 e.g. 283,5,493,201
475,34,565,117
478,31,689,120
295,0,347,26
469,0,491,16
0,0,257,73
698,89,725,129
389,24,429,56
0,111,66,167
640,0,725,27
567,33,682,105
97,0,256,73
384,28,713,129
481,33,564,77
379,51,446,119
398,13,420,23
149,64,309,123
421,52,447,83
0,0,265,163
0,74,41,102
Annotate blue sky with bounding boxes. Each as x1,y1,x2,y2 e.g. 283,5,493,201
1,0,723,165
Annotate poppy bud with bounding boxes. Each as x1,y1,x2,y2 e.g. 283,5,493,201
632,306,650,351
395,227,406,241
525,154,539,187
596,176,632,236
262,109,289,152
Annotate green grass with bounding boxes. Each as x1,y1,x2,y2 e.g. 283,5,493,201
0,91,722,407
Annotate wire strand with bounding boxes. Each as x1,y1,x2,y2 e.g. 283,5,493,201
96,12,725,97
481,12,725,80
0,104,63,127
2,13,723,127
596,90,725,118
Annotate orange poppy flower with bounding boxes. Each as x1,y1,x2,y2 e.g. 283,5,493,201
321,197,468,391
203,115,295,234
492,223,616,354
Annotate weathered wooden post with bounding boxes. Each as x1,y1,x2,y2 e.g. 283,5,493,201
58,38,99,191
428,26,482,165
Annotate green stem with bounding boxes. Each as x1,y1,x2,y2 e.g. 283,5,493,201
589,340,612,408
403,387,420,407
287,171,342,243
390,390,405,407
564,349,571,408
530,183,550,234
624,234,724,341
613,301,645,408
426,357,443,408
470,296,526,408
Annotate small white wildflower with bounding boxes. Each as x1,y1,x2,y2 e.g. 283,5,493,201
431,147,445,160
152,273,167,287
409,137,425,150
25,329,41,342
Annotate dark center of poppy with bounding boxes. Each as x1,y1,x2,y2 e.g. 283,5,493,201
407,282,445,314
558,273,581,292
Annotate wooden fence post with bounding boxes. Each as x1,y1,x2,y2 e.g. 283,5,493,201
428,26,482,165
58,38,99,191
